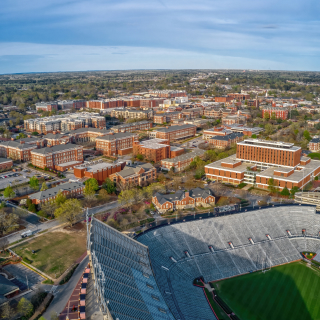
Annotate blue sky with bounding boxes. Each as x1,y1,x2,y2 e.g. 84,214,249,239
1,0,320,73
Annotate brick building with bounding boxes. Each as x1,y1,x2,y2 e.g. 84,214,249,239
109,163,157,187
203,127,233,140
31,144,84,171
96,132,138,156
223,124,264,137
44,132,72,147
28,182,84,204
209,132,244,149
110,108,153,120
227,93,250,100
214,96,233,103
149,124,196,142
161,149,205,172
35,102,58,112
152,188,215,213
309,137,320,152
205,139,320,190
262,106,289,120
74,161,126,185
222,114,246,125
133,139,184,162
111,121,152,133
153,112,182,124
0,158,13,170
0,137,45,162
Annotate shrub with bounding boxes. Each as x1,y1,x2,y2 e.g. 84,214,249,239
23,257,32,264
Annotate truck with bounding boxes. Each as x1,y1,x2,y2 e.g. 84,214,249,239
21,230,33,238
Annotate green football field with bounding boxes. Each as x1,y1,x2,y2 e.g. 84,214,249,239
214,261,320,320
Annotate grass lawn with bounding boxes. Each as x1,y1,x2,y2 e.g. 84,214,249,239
214,261,320,320
13,229,86,279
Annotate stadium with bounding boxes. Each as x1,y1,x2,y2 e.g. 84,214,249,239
87,204,320,320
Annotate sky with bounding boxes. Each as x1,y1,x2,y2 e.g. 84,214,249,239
1,0,320,73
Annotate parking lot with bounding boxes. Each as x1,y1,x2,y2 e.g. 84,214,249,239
4,263,45,290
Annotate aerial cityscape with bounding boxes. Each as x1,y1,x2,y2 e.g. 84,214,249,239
1,1,320,320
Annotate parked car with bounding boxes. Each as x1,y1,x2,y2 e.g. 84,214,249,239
21,230,33,238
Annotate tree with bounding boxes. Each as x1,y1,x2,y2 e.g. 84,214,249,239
271,112,276,120
29,176,39,190
280,186,290,196
303,130,312,141
264,124,274,135
32,132,39,136
118,190,134,209
84,178,99,191
16,132,27,140
267,178,276,193
251,134,257,138
3,185,15,199
263,112,270,120
290,186,300,197
157,173,166,183
136,154,144,161
84,183,96,198
40,182,48,191
54,199,83,226
98,189,110,201
102,178,116,194
0,237,8,252
1,302,15,319
40,201,57,218
17,298,33,317
55,190,66,205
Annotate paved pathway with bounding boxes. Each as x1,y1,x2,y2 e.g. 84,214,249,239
43,255,89,320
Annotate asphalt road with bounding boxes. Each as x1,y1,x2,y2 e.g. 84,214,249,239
6,219,60,245
43,255,89,320
87,200,119,215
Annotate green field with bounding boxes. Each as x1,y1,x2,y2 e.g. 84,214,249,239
214,261,320,320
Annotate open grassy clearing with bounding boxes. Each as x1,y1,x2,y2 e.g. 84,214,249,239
214,261,320,320
12,226,86,279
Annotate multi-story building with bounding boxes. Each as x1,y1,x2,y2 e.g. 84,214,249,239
309,137,320,152
0,137,45,162
153,112,182,124
205,139,320,190
31,144,84,171
227,93,250,101
111,121,152,133
223,124,264,137
236,139,301,167
96,132,138,157
262,106,289,120
109,163,157,187
149,124,196,142
133,139,184,162
214,96,233,103
28,182,84,204
44,132,72,147
209,132,244,149
203,127,233,140
74,160,126,185
161,149,205,172
222,114,246,125
148,90,187,98
181,108,204,119
0,158,13,170
152,188,215,213
24,112,106,134
110,108,153,120
35,102,58,112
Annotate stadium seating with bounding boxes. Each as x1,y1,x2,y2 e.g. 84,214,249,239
89,205,320,320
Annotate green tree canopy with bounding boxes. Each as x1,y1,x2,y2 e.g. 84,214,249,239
55,190,66,205
54,199,83,226
84,178,99,191
3,185,15,199
29,176,39,190
102,178,116,194
40,182,48,191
